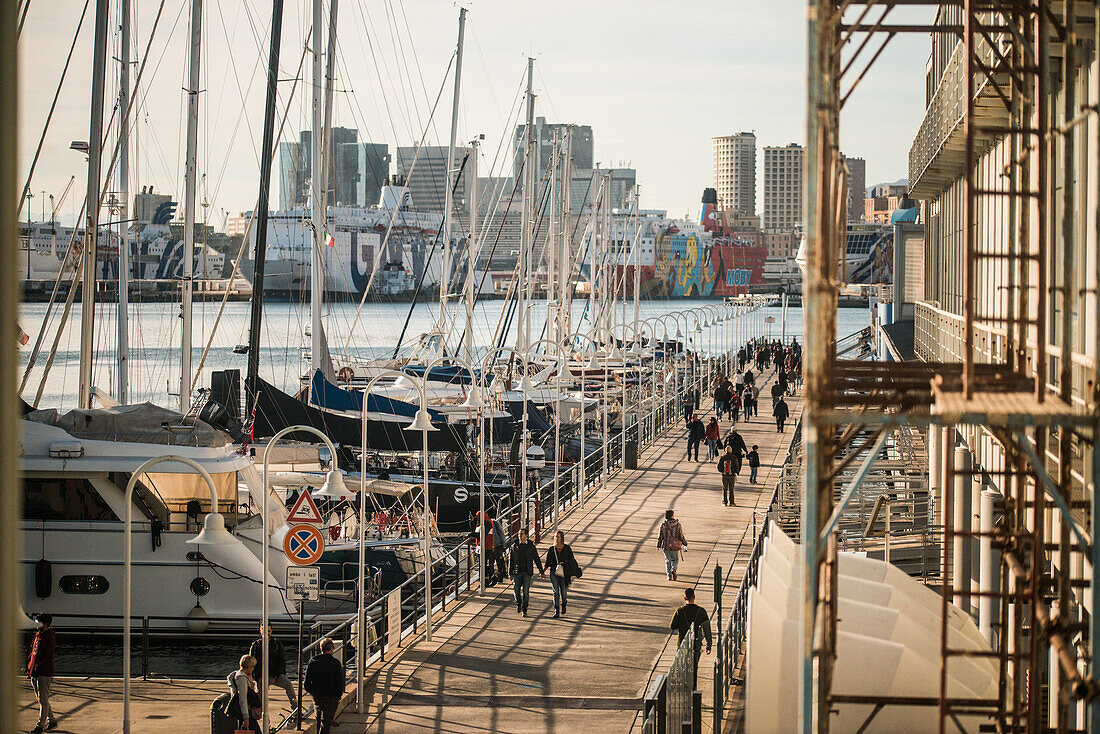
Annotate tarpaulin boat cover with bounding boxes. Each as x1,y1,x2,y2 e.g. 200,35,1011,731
253,378,466,452
309,370,449,421
26,402,229,448
401,363,481,385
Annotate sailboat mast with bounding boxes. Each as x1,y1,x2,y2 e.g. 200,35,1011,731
518,57,535,354
309,0,324,376
117,0,131,404
632,187,641,343
464,136,478,365
547,130,558,344
245,0,285,414
179,0,202,413
79,0,110,410
441,7,467,334
321,0,338,213
560,127,573,339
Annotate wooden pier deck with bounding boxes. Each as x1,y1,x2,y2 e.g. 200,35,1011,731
16,367,802,734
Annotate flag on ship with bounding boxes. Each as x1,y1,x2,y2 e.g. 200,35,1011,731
324,231,335,247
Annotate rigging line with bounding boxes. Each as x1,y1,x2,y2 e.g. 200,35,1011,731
31,247,86,408
16,0,92,219
359,3,417,142
29,0,169,402
190,31,315,394
383,0,430,144
393,0,443,145
338,52,458,356
390,152,470,359
17,0,31,37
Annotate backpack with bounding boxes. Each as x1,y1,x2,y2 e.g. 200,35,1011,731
663,521,683,551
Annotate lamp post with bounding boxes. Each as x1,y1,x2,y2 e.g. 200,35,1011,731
352,369,431,711
261,425,348,733
527,338,568,534
564,331,599,505
124,455,236,734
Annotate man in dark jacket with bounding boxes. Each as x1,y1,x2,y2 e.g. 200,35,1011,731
304,638,345,734
670,588,712,679
686,414,705,461
248,624,296,708
509,528,545,616
28,613,57,733
774,396,790,432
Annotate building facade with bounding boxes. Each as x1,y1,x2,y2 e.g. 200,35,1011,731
713,132,757,215
845,155,866,221
763,143,803,232
394,145,473,217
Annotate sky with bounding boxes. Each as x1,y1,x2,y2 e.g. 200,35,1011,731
17,0,933,227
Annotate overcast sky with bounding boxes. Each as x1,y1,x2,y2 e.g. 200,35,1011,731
18,0,931,226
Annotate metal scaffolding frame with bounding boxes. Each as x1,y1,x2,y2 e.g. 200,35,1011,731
804,0,1100,731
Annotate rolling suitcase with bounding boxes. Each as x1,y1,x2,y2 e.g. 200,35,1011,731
210,692,237,734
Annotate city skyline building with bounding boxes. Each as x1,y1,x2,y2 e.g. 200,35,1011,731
845,155,866,222
278,128,391,210
713,132,757,216
512,117,594,186
395,144,474,217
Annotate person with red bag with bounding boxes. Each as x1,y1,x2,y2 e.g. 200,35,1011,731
27,613,57,732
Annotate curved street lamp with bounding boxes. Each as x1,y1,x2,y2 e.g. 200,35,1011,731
350,368,432,711
261,425,348,732
124,455,236,734
527,338,569,535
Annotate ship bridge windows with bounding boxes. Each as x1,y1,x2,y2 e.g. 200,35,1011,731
24,477,118,522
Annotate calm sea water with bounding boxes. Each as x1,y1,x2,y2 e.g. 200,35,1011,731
19,298,871,410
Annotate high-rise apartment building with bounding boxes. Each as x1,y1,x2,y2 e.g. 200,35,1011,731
844,155,866,222
278,128,390,210
713,132,757,215
763,143,804,233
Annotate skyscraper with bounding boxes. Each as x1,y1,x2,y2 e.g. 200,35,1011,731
713,132,757,215
277,128,390,210
512,117,594,185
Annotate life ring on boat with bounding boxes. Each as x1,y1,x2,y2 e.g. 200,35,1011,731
338,367,355,383
374,511,389,527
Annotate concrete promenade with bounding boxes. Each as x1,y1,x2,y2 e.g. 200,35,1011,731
345,366,803,734
15,366,802,734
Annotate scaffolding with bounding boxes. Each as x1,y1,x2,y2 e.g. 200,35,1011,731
804,1,1100,732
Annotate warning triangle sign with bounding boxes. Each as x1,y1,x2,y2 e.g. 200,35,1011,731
287,490,324,524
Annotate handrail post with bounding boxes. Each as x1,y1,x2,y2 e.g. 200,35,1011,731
141,617,149,679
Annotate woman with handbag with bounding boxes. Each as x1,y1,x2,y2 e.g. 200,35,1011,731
544,530,582,618
226,654,262,733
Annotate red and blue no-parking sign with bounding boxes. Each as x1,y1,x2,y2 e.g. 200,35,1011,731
284,523,325,566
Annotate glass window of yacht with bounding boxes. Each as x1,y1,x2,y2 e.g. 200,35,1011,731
24,478,118,521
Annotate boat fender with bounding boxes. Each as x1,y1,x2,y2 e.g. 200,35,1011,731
186,602,210,634
34,559,51,599
151,517,163,552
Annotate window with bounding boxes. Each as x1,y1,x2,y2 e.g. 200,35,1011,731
59,575,110,595
24,478,118,522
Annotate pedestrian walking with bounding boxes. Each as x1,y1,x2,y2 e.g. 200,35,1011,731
28,613,56,733
723,425,748,461
728,390,742,421
716,446,738,506
469,510,497,587
491,512,509,583
748,445,761,483
681,390,696,425
770,379,784,407
304,638,345,734
226,654,262,733
509,528,545,616
669,588,712,680
742,385,755,420
686,414,705,461
656,509,688,581
248,623,296,710
713,381,731,420
705,417,720,459
773,396,790,432
545,531,582,618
